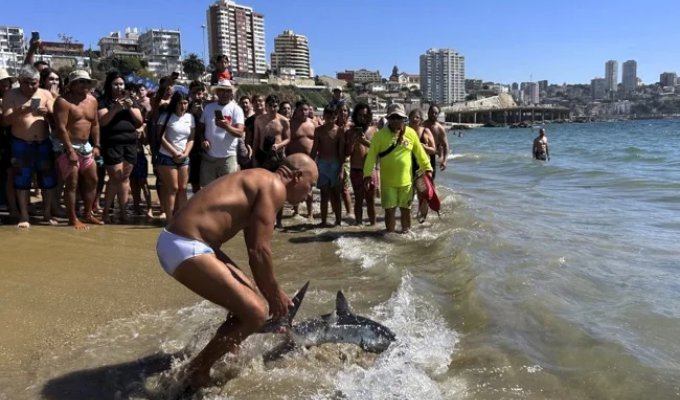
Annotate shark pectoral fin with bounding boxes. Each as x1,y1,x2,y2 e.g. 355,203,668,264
288,281,310,321
263,339,298,362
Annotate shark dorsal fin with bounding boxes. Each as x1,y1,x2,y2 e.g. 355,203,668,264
336,290,351,317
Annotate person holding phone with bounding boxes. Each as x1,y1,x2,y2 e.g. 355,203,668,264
197,80,244,186
97,71,143,223
1,65,57,228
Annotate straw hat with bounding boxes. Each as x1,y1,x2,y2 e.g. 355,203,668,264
0,68,17,83
68,70,98,87
210,79,235,93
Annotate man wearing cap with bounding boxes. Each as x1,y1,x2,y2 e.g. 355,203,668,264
53,70,103,229
1,65,57,228
329,86,345,107
363,103,433,233
198,80,245,186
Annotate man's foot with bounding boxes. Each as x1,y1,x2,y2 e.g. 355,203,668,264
318,221,329,227
85,213,104,225
118,210,128,224
43,217,59,226
17,221,30,229
69,219,89,230
335,220,342,226
146,209,155,219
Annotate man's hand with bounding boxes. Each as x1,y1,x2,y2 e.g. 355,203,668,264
363,176,373,192
202,140,210,151
263,286,293,320
35,106,49,117
215,119,230,130
67,149,78,165
92,147,100,158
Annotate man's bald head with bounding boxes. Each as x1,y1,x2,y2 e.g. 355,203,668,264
279,153,318,204
281,153,318,180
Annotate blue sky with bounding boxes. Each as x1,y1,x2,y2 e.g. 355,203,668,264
4,0,678,84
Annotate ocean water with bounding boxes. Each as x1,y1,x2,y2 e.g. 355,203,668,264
10,120,680,399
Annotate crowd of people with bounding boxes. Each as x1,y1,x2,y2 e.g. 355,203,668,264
0,50,451,232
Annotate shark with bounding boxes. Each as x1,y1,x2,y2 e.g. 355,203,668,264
259,281,396,361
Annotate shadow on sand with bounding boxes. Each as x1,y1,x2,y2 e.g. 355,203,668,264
41,352,177,400
287,229,385,244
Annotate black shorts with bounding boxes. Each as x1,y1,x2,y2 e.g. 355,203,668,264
103,143,137,166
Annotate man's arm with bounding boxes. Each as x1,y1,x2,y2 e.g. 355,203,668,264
310,126,321,160
363,131,380,178
243,182,291,319
23,40,39,66
435,124,449,170
412,131,434,174
274,118,291,150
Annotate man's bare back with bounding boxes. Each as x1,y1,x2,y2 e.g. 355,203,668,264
2,87,53,141
169,168,286,248
288,117,315,155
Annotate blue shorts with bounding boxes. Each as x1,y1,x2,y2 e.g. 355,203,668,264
130,150,149,179
11,136,57,190
157,153,190,168
317,159,341,188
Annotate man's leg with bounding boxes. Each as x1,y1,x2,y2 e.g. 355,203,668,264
173,254,268,389
81,163,103,225
399,207,411,233
384,208,396,232
16,189,30,228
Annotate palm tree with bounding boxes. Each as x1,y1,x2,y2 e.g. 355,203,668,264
182,53,206,81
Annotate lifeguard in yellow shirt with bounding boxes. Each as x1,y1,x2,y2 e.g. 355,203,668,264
363,103,433,233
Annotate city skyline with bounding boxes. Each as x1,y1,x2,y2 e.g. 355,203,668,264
2,0,679,84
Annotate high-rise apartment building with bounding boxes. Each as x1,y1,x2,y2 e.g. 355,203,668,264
522,82,540,104
0,25,25,75
605,60,618,93
419,48,465,105
207,0,266,75
98,28,143,59
270,30,310,78
622,60,637,94
138,29,182,77
659,72,677,87
591,78,607,99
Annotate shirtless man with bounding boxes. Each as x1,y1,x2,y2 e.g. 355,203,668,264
156,153,318,391
54,70,103,230
252,94,290,171
288,100,316,218
422,104,449,178
532,128,550,161
1,65,57,228
278,101,292,119
346,103,377,225
311,105,344,226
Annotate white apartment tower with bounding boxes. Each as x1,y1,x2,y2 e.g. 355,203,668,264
207,0,266,75
622,60,637,94
605,60,618,93
270,30,311,78
138,29,182,78
0,26,25,75
420,48,465,105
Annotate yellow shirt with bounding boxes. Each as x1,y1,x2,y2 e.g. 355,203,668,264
363,126,432,187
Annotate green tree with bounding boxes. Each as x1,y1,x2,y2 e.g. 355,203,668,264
182,53,206,81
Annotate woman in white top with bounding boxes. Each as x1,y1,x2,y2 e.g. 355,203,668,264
157,91,195,224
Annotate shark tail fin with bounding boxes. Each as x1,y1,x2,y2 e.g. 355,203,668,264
259,281,310,333
336,290,352,317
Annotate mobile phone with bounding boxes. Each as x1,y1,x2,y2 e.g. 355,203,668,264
31,31,40,42
214,109,224,120
30,97,41,111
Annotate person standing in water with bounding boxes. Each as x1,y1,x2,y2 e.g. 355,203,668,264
532,128,550,161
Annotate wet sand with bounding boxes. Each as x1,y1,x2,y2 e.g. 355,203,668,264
0,208,355,398
0,223,203,395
